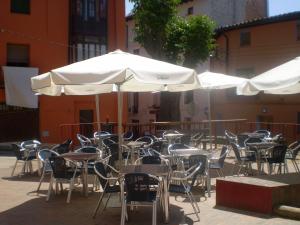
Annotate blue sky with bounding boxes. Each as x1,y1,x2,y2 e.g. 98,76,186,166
126,0,300,16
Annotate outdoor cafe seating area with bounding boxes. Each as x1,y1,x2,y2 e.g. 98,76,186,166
8,128,300,224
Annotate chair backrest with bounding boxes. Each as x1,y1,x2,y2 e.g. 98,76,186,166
188,155,206,186
107,143,119,165
254,130,271,138
141,155,161,164
94,161,109,189
11,144,22,160
49,157,69,179
218,146,229,167
123,131,134,141
168,143,190,152
94,131,110,138
21,140,41,149
38,149,59,162
149,141,165,153
271,145,287,163
231,142,242,161
244,137,263,151
136,136,153,145
145,134,158,142
237,134,249,147
53,139,72,154
289,141,300,159
109,135,119,143
102,138,116,147
77,134,92,147
124,173,154,202
76,146,98,153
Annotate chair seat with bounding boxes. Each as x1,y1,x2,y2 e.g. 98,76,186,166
240,155,256,162
126,191,157,202
169,183,191,194
266,158,284,164
209,162,222,169
105,185,120,193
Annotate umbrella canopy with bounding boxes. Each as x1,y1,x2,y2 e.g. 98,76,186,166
31,50,199,162
197,71,248,89
197,71,249,150
31,50,198,95
237,57,300,95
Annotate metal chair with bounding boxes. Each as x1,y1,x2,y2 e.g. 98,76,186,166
93,161,120,218
191,132,204,148
51,139,72,154
11,144,36,176
231,142,256,176
77,134,93,147
209,146,229,177
169,161,202,221
285,140,300,172
37,149,59,192
47,156,80,203
254,130,271,138
266,145,288,174
121,173,160,225
123,131,134,141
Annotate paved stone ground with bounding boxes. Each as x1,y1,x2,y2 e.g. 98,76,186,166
0,153,299,225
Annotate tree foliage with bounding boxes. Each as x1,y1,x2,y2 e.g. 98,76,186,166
129,0,216,121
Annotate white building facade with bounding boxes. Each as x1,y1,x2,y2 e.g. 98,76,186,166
126,0,268,124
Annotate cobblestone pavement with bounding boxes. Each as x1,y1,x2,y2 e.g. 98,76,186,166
0,154,299,225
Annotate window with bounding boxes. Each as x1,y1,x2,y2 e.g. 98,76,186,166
133,49,140,55
240,30,251,46
187,7,193,15
11,0,30,14
7,44,29,67
184,91,194,104
71,36,106,62
297,21,300,41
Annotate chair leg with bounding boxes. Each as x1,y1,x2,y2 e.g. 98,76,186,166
67,180,74,203
189,191,200,214
46,177,54,201
60,183,63,192
37,169,45,192
93,191,106,218
103,193,111,212
152,200,157,225
186,191,200,221
120,199,126,225
11,160,18,176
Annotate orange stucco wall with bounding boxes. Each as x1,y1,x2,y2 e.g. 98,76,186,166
211,20,300,125
0,0,126,143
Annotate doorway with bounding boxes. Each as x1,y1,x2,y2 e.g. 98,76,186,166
79,109,94,138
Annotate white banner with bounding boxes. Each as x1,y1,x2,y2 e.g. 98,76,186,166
2,66,39,108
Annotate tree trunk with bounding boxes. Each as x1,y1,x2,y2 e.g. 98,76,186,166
158,92,181,122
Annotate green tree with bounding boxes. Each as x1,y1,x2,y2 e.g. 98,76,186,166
130,0,216,121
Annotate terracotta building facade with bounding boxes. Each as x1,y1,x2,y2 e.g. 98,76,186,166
211,12,300,133
0,0,126,143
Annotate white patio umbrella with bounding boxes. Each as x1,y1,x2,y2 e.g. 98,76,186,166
237,56,300,95
197,71,249,149
31,50,198,160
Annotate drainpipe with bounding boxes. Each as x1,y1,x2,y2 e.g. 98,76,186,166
222,33,229,74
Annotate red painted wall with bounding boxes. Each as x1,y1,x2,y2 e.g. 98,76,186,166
0,0,126,143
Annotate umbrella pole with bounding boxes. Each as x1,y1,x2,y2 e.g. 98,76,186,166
207,90,213,150
95,95,100,131
117,85,123,165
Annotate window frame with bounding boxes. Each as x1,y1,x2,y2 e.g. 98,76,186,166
187,7,194,15
240,30,251,47
11,0,31,15
6,43,30,67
